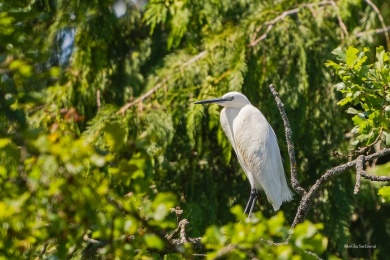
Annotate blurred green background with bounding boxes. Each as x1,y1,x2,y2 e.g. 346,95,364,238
1,0,390,259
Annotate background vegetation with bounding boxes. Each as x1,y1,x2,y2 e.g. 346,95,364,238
1,0,389,259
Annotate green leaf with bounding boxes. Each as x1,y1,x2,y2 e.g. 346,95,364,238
152,192,177,221
325,60,341,69
337,96,352,106
378,186,390,203
331,47,345,61
0,138,10,149
346,107,359,114
292,221,327,254
144,234,165,250
334,82,346,91
267,211,285,236
346,46,359,67
383,132,390,146
103,122,126,152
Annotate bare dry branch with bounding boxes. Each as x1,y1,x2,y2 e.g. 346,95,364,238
356,128,383,155
269,84,306,196
361,171,390,182
291,148,390,228
354,155,364,194
165,207,202,247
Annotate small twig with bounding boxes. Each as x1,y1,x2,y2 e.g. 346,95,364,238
179,219,189,243
355,128,383,155
97,90,101,111
166,219,188,241
329,0,349,40
38,242,49,258
361,171,390,182
117,78,169,115
170,206,183,225
214,244,237,259
291,148,390,228
165,207,201,246
105,196,192,258
249,8,299,47
364,0,390,49
354,155,364,194
331,150,353,158
269,84,306,196
355,26,390,38
260,237,290,246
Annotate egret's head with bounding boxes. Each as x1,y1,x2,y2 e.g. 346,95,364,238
194,92,251,108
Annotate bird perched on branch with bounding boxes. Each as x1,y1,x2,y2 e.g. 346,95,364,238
195,92,293,215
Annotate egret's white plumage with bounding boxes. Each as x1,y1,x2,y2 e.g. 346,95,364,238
195,92,293,213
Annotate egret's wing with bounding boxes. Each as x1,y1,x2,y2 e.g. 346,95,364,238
233,105,292,211
220,107,256,187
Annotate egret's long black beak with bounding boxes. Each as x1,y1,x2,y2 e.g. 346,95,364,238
194,97,227,104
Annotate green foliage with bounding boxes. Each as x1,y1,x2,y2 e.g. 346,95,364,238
371,161,390,177
326,46,390,146
378,186,390,203
1,0,390,259
203,206,329,259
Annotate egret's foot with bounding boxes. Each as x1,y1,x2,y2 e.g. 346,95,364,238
244,189,259,215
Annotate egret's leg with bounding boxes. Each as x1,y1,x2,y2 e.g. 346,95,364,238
244,189,259,215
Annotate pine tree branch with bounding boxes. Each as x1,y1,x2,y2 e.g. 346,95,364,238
355,26,390,38
249,1,340,47
364,0,390,49
291,148,390,228
117,51,207,115
269,84,306,196
329,0,349,40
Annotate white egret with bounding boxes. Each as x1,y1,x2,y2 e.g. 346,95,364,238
195,92,293,215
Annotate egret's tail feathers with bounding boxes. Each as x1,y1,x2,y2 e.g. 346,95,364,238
269,187,293,211
272,203,281,211
283,187,294,202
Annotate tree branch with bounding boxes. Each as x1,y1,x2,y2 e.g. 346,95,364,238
270,84,390,228
329,0,349,40
117,51,207,115
355,127,383,155
269,84,306,196
354,155,364,194
355,26,390,38
364,0,390,49
291,148,390,228
249,1,341,47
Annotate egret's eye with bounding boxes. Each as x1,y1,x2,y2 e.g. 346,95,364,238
226,96,234,101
